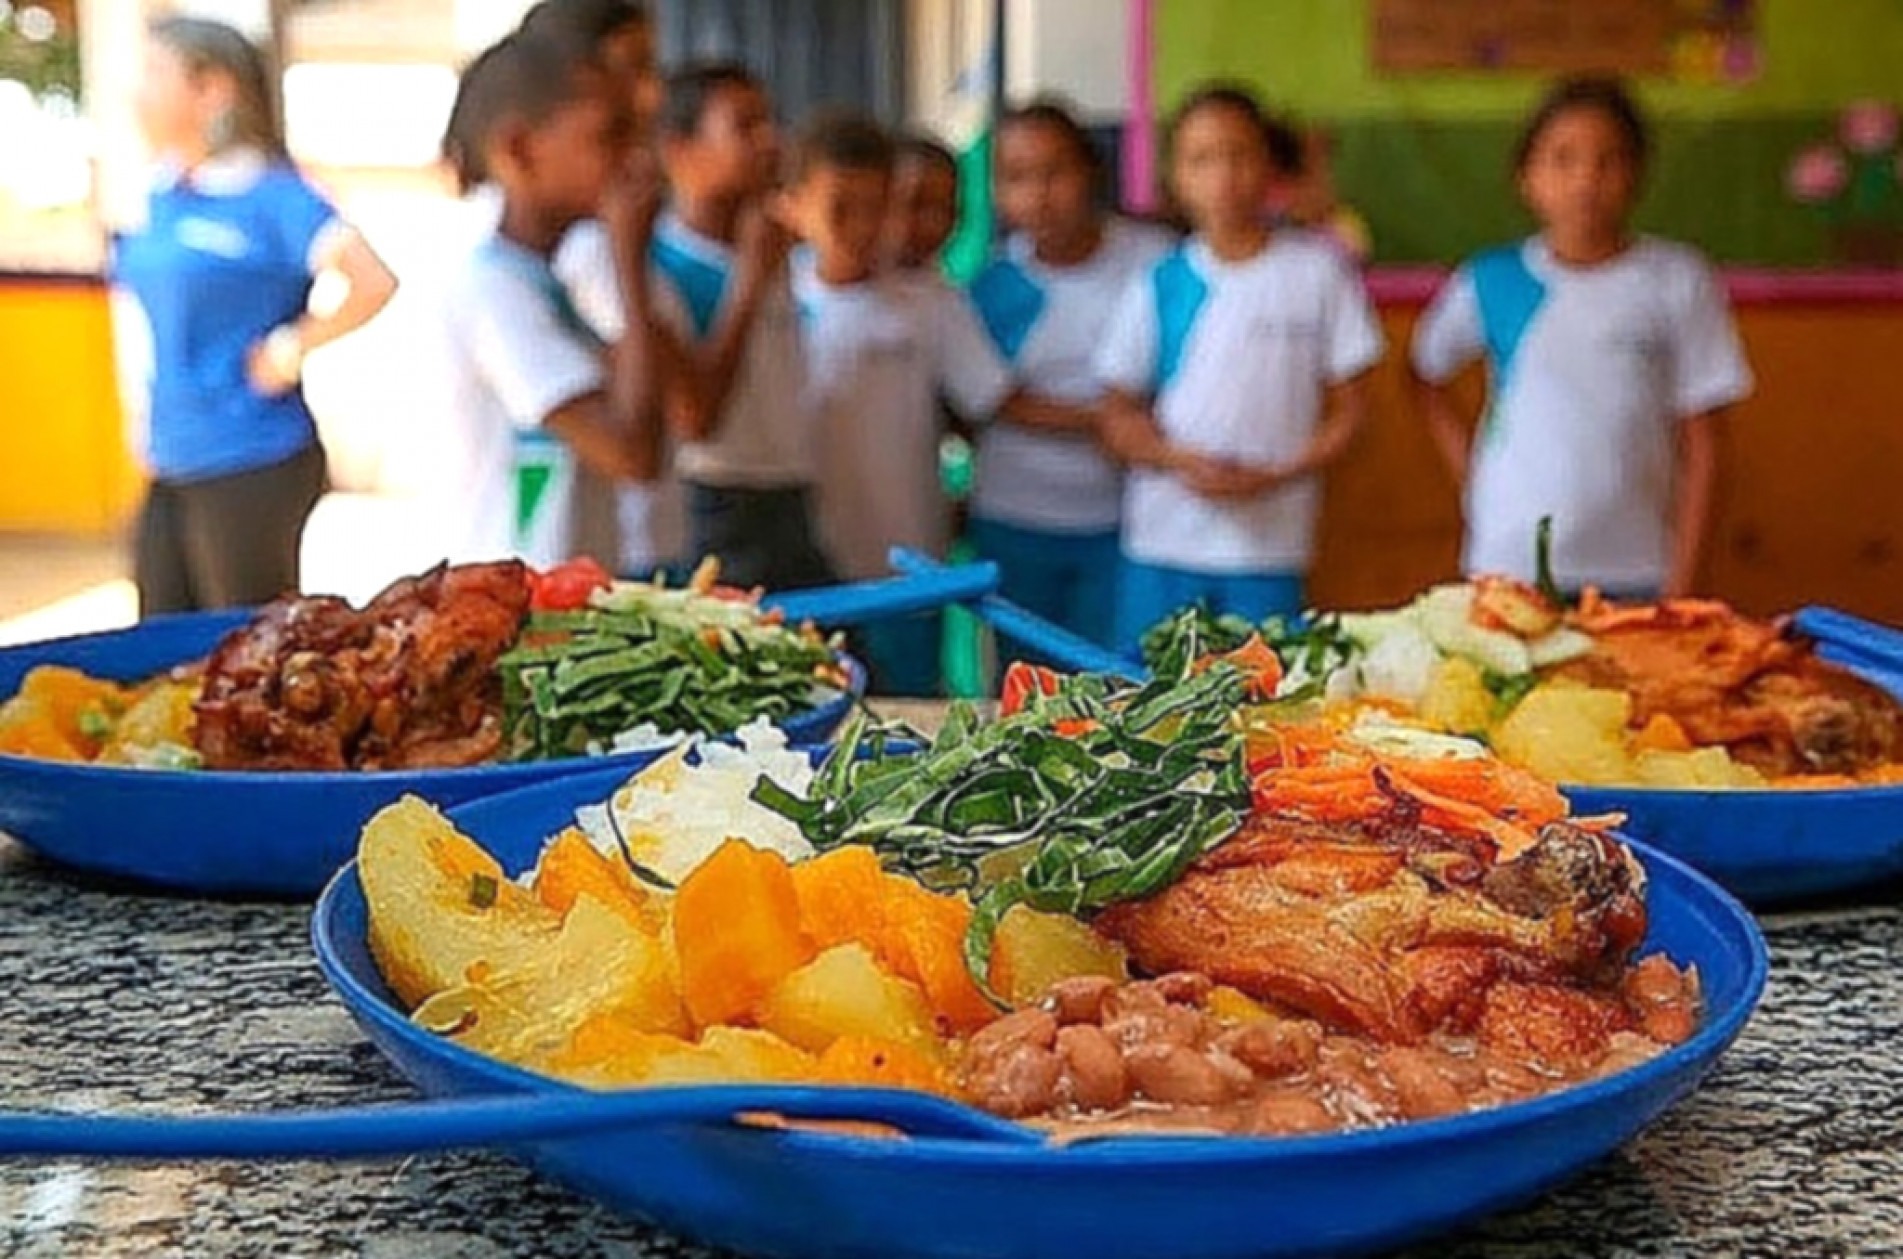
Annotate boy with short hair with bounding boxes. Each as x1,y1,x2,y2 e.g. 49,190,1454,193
405,31,664,569
783,112,1017,693
652,63,831,590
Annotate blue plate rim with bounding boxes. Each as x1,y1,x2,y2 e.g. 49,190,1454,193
311,791,1770,1168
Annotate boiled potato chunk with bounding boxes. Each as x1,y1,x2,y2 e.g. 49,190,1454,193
1634,747,1766,789
815,1035,955,1097
757,943,941,1059
413,894,688,1065
546,1017,814,1089
673,839,815,1027
1491,683,1633,786
1418,656,1497,736
360,796,561,1008
987,905,1129,1009
98,680,198,763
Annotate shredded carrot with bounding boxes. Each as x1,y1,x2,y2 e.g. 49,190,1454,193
1195,634,1284,700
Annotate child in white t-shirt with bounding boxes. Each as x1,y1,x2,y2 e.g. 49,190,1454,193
1095,85,1382,651
406,32,663,570
1413,76,1752,597
967,99,1174,648
784,112,1016,693
648,63,831,591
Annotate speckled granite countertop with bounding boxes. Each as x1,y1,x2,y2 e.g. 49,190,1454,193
3,716,1901,1256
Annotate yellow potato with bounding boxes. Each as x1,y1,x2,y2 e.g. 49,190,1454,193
757,943,942,1058
987,905,1129,1009
545,1020,815,1090
359,796,561,1008
1417,656,1497,737
413,895,689,1066
98,681,199,763
1492,683,1633,786
1633,747,1767,790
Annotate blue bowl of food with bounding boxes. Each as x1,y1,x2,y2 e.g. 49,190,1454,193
0,561,861,897
312,699,1768,1259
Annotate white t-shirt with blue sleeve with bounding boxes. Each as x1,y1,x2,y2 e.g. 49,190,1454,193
398,233,608,569
649,213,813,489
554,218,688,574
966,218,1174,533
794,257,1013,580
1412,236,1753,590
1093,231,1384,574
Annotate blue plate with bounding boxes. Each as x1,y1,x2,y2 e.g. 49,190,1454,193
0,613,861,898
312,766,1769,1259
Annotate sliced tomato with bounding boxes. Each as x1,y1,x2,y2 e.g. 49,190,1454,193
530,557,614,611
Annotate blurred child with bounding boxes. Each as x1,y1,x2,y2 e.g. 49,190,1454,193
885,133,961,285
966,99,1173,647
535,0,687,578
1095,84,1382,650
784,112,1015,694
1412,77,1751,597
407,31,662,568
653,63,832,590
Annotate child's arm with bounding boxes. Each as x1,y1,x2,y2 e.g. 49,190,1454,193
1415,374,1474,487
1099,390,1196,472
247,228,398,396
663,198,790,442
995,392,1101,434
1409,267,1485,490
1666,411,1724,597
1183,372,1371,499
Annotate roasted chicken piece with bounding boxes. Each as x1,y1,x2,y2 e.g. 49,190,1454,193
193,561,531,771
1556,595,1903,776
1096,814,1649,1047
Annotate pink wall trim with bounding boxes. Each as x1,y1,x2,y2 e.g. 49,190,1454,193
1121,0,1158,213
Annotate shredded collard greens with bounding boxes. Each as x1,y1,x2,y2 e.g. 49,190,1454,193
753,664,1254,992
497,586,841,761
1141,605,1358,702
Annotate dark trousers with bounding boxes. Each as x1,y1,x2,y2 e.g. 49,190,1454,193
684,483,834,592
134,444,328,614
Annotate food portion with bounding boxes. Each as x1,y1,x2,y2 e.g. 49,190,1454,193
359,647,1702,1140
1143,578,1903,790
0,558,846,772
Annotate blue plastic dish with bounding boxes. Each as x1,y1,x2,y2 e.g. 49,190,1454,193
311,766,1769,1259
0,613,861,898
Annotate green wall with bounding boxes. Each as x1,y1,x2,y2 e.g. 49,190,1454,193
1153,0,1903,264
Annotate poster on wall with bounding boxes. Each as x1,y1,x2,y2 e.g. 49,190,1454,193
1370,0,1760,83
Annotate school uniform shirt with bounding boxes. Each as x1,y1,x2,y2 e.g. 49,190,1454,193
555,218,688,575
966,218,1175,534
112,148,343,483
649,212,813,489
1093,230,1384,574
398,231,611,570
1412,236,1753,590
793,256,1013,581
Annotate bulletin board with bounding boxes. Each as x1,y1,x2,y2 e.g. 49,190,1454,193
1149,0,1903,267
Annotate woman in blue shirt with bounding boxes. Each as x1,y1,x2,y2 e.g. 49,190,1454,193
115,17,397,613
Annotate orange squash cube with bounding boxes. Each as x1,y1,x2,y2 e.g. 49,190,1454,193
531,828,658,934
673,840,816,1027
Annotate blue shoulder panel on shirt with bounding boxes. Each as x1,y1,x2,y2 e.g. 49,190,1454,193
1469,244,1547,383
1153,248,1210,392
967,258,1045,362
651,235,729,339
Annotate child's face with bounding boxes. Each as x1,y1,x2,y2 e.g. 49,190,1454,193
505,69,634,224
135,40,224,156
886,156,958,270
676,83,781,199
788,163,891,281
995,121,1095,246
1170,104,1273,234
1519,107,1638,242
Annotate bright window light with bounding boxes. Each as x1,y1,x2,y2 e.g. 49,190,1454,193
283,62,458,168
